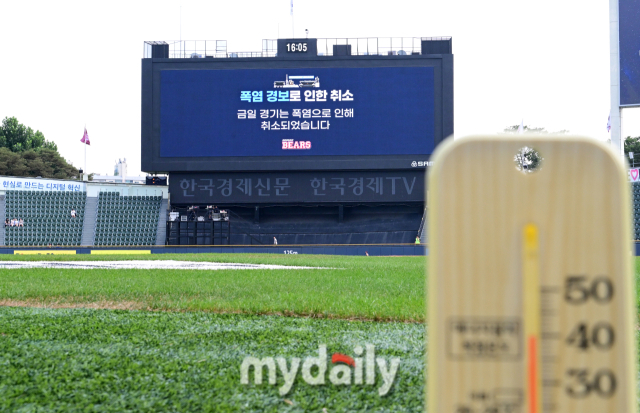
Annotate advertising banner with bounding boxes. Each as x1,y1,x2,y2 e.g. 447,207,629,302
0,176,85,192
169,171,425,204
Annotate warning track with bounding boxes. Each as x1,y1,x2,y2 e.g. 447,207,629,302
0,260,324,270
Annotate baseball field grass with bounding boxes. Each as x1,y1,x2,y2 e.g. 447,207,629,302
0,307,425,412
1,253,640,412
0,253,425,321
0,253,426,412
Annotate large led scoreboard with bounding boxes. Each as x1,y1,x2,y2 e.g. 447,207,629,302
160,66,433,158
142,38,452,205
142,38,452,172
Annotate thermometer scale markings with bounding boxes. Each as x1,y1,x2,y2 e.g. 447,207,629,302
540,285,561,413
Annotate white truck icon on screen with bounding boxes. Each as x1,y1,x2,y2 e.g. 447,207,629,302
274,75,320,88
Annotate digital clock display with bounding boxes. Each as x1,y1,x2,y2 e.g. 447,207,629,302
286,42,308,53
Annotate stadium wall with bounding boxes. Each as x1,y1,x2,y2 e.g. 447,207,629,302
7,243,640,255
0,244,426,256
6,244,640,255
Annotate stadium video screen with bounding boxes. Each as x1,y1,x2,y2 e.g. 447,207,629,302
620,0,640,106
159,67,435,158
142,54,452,172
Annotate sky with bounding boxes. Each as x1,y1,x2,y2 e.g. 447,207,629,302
1,0,638,176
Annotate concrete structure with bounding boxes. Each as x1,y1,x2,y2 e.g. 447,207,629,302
0,194,5,246
91,175,146,184
0,175,168,246
81,197,98,246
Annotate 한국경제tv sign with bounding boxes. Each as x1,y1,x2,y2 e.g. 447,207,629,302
169,171,424,204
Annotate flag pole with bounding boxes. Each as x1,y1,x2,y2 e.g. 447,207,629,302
84,125,87,180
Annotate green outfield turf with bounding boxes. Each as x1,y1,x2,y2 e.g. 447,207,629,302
1,253,639,412
0,307,425,412
3,252,640,319
0,254,425,322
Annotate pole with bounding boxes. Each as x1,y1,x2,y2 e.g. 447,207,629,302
83,125,87,181
610,0,622,158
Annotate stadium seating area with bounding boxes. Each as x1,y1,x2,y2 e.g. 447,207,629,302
93,191,161,246
3,183,640,245
4,190,85,246
228,204,423,244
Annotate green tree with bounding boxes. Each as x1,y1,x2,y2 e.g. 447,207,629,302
624,136,640,157
0,117,79,178
42,139,58,151
34,149,79,179
1,117,39,152
0,148,78,179
0,148,28,176
0,117,61,153
0,117,78,179
22,150,54,178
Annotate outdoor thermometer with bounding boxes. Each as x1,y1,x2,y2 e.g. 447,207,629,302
427,136,636,413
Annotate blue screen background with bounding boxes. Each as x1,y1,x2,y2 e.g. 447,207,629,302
160,66,434,157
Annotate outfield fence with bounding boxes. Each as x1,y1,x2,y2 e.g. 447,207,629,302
0,244,427,256
7,242,640,256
